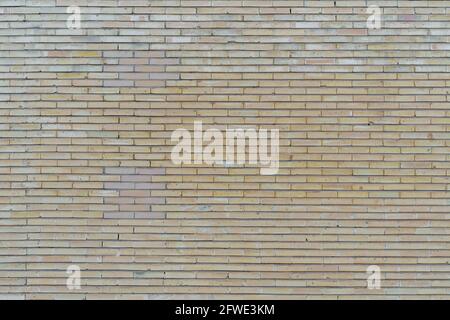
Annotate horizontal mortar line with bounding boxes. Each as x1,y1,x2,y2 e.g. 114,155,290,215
10,243,450,247
3,94,445,97
3,86,450,89
53,5,450,7
16,296,450,299
3,22,450,25
1,71,448,74
17,218,450,222
13,250,450,254
7,173,450,176
6,24,450,27
9,193,450,197
3,119,450,122
8,282,450,287
17,231,450,235
6,244,450,249
12,223,450,226
14,264,450,268
3,29,450,32
12,251,449,255
10,232,450,240
123,232,450,235
16,250,450,254
2,30,449,33
10,256,449,262
2,130,450,133
3,50,449,53
12,253,450,257
3,76,450,79
6,277,450,281
14,225,450,228
9,195,450,199
5,120,447,123
3,110,450,113
2,46,449,50
2,120,449,123
3,151,450,154
6,287,450,292
3,79,450,82
13,262,450,266
5,40,448,43
7,272,449,276
3,158,450,161
17,219,450,223
4,283,450,288
2,41,448,44
2,125,448,128
141,211,448,214
5,189,450,192
3,63,450,66
4,188,450,190
7,254,450,258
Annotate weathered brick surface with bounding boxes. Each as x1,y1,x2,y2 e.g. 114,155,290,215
0,0,449,299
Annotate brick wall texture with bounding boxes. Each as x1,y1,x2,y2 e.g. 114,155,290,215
1,0,450,300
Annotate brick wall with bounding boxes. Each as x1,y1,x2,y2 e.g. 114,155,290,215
1,0,449,299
